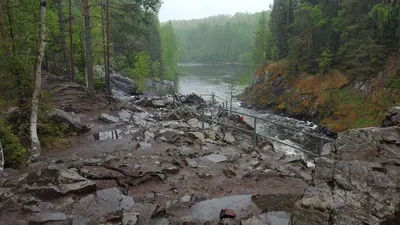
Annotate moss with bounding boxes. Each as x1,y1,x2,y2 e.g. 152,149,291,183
0,121,28,169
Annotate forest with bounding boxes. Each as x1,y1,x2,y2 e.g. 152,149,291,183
0,0,179,168
250,0,400,77
170,12,268,63
245,0,400,132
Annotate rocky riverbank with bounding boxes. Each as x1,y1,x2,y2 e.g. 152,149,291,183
241,58,400,132
1,75,399,225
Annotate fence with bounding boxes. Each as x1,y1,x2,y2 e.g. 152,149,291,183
198,93,335,157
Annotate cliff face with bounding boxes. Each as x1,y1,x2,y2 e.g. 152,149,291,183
242,56,400,132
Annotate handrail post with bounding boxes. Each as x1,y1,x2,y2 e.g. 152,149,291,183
253,117,257,147
230,84,233,115
201,106,204,130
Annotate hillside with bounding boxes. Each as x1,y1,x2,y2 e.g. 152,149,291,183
243,0,400,132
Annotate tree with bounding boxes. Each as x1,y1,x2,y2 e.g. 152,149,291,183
161,21,178,79
105,0,110,96
57,0,71,79
0,1,7,55
250,11,269,71
83,0,94,96
68,0,74,80
29,0,47,160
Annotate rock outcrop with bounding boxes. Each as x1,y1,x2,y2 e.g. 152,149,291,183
50,109,90,134
143,79,175,96
381,107,400,127
292,126,400,225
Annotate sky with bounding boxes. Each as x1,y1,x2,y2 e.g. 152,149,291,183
158,0,273,22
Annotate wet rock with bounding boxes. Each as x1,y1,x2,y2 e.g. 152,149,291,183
112,89,134,102
181,194,192,203
50,109,90,133
162,166,180,174
137,142,152,150
314,157,334,183
222,168,236,178
130,202,159,224
184,158,198,168
197,172,212,179
381,107,400,127
3,167,96,201
161,130,183,143
79,166,124,180
292,126,400,225
87,210,123,225
242,212,291,225
110,72,136,95
72,216,90,225
22,205,42,213
181,93,205,104
219,209,236,219
201,154,228,163
251,189,305,212
249,159,260,167
187,132,205,143
144,131,155,142
29,212,67,225
122,212,139,225
99,113,120,123
187,118,199,127
73,188,135,219
321,142,334,156
153,217,169,225
118,110,133,122
223,133,236,144
183,195,260,224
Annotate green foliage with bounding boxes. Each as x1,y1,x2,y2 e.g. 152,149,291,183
130,52,151,91
161,22,179,80
318,48,334,74
256,0,400,76
0,121,27,169
386,73,400,91
250,11,269,71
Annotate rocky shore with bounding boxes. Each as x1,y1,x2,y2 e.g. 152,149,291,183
0,75,399,225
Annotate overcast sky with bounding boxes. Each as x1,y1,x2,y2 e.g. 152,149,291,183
159,0,273,22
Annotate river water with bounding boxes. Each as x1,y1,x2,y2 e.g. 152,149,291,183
177,63,325,160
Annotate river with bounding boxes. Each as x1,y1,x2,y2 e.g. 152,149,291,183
177,63,325,161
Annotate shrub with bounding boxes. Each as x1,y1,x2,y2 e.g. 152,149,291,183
0,121,27,169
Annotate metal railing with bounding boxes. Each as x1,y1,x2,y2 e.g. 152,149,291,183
198,93,335,157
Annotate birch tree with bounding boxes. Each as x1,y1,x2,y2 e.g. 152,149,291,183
29,0,47,160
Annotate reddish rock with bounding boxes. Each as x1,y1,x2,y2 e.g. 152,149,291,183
219,209,236,219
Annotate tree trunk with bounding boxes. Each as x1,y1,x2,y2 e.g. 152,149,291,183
0,1,8,55
69,0,74,81
0,141,4,171
29,0,47,160
57,0,71,80
105,0,111,97
83,0,94,96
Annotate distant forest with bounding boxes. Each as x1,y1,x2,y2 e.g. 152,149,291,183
169,12,270,63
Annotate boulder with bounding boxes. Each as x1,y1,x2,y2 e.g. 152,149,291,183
143,79,175,96
180,93,205,104
3,166,96,201
99,113,120,123
73,188,135,220
110,72,136,95
50,109,90,134
381,107,400,127
29,212,68,225
292,126,400,225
